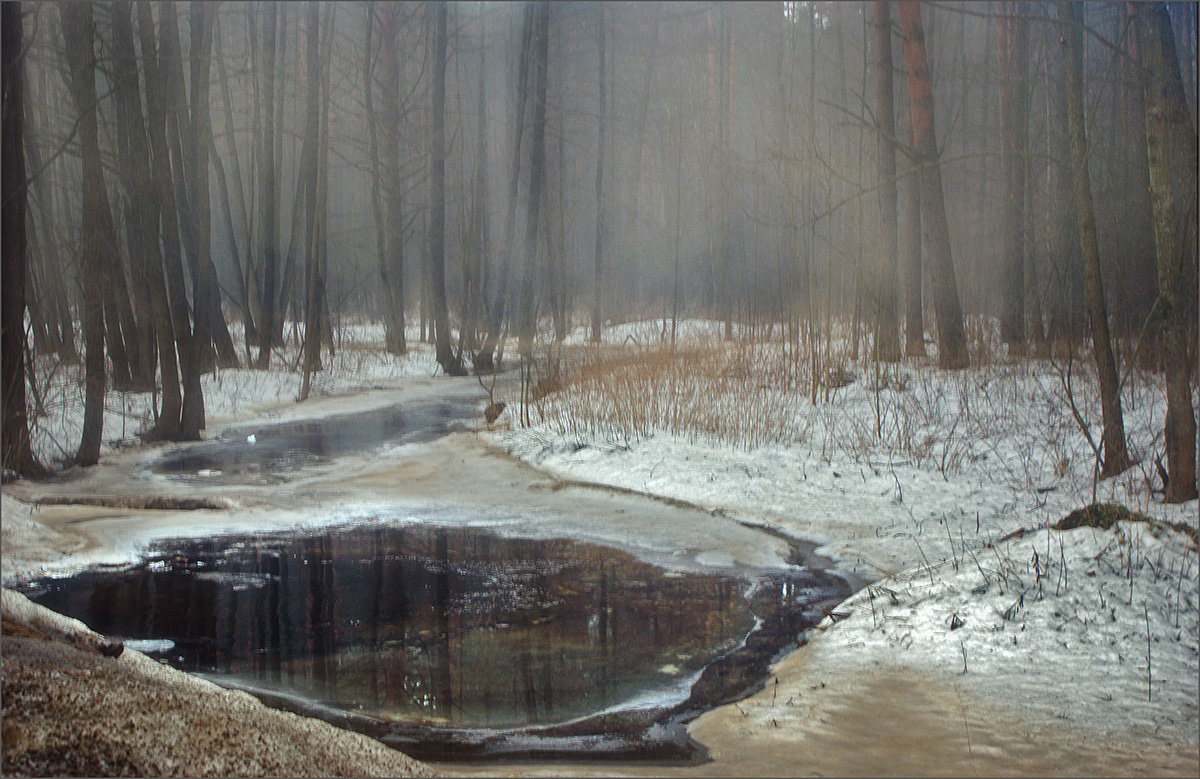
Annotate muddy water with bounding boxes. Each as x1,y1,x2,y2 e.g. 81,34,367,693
150,398,476,483
24,521,848,761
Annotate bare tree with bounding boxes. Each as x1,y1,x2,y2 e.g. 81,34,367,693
897,1,967,369
59,2,109,465
373,3,408,356
591,2,608,345
516,2,550,358
300,3,326,401
2,0,45,478
870,1,900,362
429,1,465,375
1134,2,1198,501
998,1,1029,358
180,2,217,437
255,2,279,369
112,0,182,436
1058,2,1129,477
476,3,537,374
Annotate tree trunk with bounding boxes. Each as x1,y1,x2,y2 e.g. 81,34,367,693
179,2,216,438
428,2,464,375
1046,20,1084,350
2,1,45,478
902,171,925,357
591,4,607,344
1134,2,1198,501
255,2,279,369
137,0,188,440
60,3,106,465
1059,2,1130,477
377,4,407,355
475,4,536,374
998,1,1029,359
113,1,176,409
111,3,158,392
213,16,258,356
871,1,901,362
300,3,324,401
517,3,550,358
718,8,733,342
458,8,490,360
897,1,967,369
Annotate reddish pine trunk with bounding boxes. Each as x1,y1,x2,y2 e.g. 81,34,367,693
897,2,967,369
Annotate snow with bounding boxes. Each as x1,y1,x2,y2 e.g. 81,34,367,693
487,319,1200,745
26,322,441,466
7,316,1198,754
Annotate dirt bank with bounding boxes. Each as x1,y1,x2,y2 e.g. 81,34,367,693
1,590,432,778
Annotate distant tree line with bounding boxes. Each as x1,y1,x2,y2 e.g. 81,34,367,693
1,1,1195,500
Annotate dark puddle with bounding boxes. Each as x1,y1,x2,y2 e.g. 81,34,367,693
150,399,477,483
24,522,849,763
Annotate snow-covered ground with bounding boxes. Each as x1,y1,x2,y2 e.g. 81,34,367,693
25,323,441,466
488,319,1200,748
7,316,1198,764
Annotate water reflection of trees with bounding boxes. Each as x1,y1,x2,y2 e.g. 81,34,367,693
35,524,755,728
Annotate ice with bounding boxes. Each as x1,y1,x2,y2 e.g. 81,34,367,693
123,638,176,654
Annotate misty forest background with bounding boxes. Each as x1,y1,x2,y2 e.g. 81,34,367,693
1,1,1196,502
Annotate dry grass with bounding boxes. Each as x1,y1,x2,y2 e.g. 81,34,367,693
526,339,852,450
514,318,1189,507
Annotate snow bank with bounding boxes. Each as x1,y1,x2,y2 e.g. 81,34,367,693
488,322,1200,744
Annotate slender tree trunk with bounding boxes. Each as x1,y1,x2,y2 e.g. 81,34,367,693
1134,2,1198,501
179,2,216,437
137,0,187,440
255,2,279,369
998,1,1029,358
363,4,389,351
719,7,733,342
113,1,176,409
1059,2,1130,477
1047,22,1084,350
270,5,290,351
2,1,45,477
429,2,463,375
460,9,490,359
517,3,550,358
1119,3,1160,357
111,3,158,392
60,3,106,465
476,4,536,374
591,4,607,344
21,70,77,364
214,16,257,354
871,1,901,361
897,1,967,369
377,4,407,355
300,3,324,400
159,2,211,435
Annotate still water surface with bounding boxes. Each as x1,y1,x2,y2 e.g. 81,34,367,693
28,521,841,758
150,399,475,483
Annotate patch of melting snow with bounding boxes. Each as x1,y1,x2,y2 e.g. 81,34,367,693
123,638,176,654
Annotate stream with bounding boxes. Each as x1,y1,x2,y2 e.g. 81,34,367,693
14,377,853,763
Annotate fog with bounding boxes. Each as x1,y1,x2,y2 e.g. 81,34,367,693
7,1,1197,434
